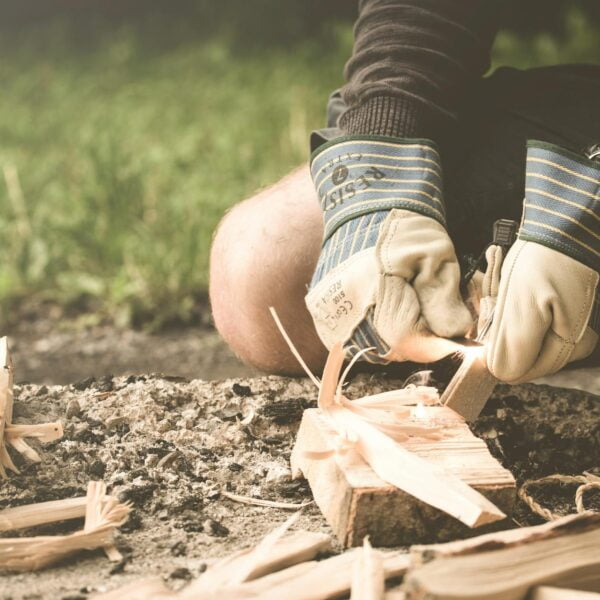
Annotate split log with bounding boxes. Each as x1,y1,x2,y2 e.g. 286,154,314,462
218,549,409,600
441,348,497,421
182,517,331,595
403,513,600,599
410,511,597,565
291,406,515,547
531,586,600,599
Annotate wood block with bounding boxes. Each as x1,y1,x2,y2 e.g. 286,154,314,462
291,407,515,548
441,350,497,421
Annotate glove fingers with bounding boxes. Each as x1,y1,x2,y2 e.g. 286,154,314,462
503,327,597,384
416,263,473,338
570,327,599,363
486,246,550,382
487,241,599,383
482,245,504,299
373,274,461,362
377,210,472,338
386,329,463,363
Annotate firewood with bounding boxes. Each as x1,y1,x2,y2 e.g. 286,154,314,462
290,342,512,547
99,526,333,599
271,308,514,545
410,512,599,565
0,481,130,571
0,337,63,478
182,515,331,596
403,513,600,599
0,496,88,532
291,404,515,547
440,347,497,421
351,537,385,600
531,586,600,599
95,511,406,600
219,548,409,600
0,336,15,478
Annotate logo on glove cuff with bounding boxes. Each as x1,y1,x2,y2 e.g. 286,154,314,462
320,166,387,212
332,165,349,185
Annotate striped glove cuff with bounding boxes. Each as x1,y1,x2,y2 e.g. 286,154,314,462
310,135,446,242
520,140,600,273
309,135,446,288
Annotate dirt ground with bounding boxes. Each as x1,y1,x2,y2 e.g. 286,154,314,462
6,317,600,395
6,319,256,385
1,319,599,598
1,353,599,599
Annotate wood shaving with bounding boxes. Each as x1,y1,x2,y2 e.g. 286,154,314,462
0,481,130,571
221,491,312,510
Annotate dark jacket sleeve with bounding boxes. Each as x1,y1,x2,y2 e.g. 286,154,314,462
340,0,504,141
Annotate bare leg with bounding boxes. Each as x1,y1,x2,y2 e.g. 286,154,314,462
209,165,327,375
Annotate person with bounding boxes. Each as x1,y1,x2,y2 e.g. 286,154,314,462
210,1,600,383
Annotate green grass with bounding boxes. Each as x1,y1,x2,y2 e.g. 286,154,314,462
0,24,352,326
0,12,599,328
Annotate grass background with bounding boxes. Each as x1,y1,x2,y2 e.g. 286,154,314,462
1,2,599,328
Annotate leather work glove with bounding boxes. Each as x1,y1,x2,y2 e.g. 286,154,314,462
477,244,504,336
305,136,472,364
487,141,600,383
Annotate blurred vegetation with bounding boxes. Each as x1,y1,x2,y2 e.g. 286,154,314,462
0,1,599,328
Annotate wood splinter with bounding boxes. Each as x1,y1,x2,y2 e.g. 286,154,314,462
0,336,64,478
0,481,130,571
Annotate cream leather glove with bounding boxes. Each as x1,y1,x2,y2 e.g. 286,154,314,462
487,141,600,383
306,135,472,363
477,244,504,336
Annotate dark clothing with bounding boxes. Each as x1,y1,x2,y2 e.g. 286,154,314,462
321,65,600,258
319,65,600,369
339,0,504,141
317,2,600,369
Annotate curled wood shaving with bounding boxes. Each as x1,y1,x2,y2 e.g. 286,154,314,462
0,481,130,571
221,491,312,510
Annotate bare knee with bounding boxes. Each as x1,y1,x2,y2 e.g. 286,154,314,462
209,165,327,375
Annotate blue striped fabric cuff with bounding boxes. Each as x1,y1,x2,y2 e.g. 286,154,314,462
310,135,446,243
347,308,390,364
520,141,600,272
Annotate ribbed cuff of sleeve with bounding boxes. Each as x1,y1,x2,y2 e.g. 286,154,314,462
338,95,438,139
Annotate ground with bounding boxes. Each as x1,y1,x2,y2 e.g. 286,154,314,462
7,318,255,385
1,356,599,599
